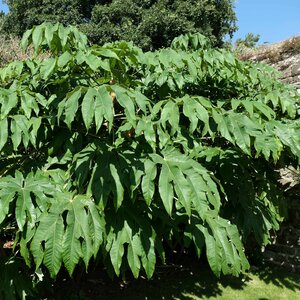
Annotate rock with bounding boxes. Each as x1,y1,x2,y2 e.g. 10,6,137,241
241,39,300,272
239,36,300,90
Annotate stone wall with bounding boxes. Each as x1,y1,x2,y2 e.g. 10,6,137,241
241,38,300,272
263,187,300,273
239,36,300,92
276,54,300,91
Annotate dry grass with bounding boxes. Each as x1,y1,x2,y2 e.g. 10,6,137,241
281,36,300,55
237,36,300,63
0,34,33,67
0,34,51,68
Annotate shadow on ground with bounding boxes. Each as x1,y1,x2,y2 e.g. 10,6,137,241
52,257,300,300
253,265,300,292
79,263,249,300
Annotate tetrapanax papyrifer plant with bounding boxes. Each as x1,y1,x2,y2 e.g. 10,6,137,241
0,23,299,298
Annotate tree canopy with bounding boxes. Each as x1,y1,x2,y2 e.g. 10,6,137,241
2,0,237,50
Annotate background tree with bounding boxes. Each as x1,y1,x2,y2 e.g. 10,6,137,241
3,0,95,36
0,11,5,30
235,33,260,48
3,0,237,50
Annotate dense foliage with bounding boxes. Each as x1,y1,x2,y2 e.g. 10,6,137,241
0,23,299,298
2,0,237,50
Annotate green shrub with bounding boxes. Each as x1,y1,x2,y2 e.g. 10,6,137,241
0,23,299,298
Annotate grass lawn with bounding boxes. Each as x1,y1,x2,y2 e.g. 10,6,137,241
75,261,300,300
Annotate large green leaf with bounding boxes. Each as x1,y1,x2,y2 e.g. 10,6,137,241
96,85,114,132
80,86,115,132
31,192,104,277
81,87,95,130
0,171,55,230
0,118,8,151
141,159,157,206
109,226,127,276
153,149,221,218
63,87,82,127
31,209,64,277
198,216,249,277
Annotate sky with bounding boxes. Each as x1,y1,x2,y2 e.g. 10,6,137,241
0,1,299,45
233,0,300,44
0,1,7,13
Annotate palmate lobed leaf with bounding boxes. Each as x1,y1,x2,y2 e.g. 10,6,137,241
215,149,286,246
0,171,55,230
0,170,105,278
151,96,290,161
63,195,97,275
21,22,88,54
31,210,65,277
150,148,221,218
80,85,114,132
141,159,157,206
0,118,8,151
105,207,157,279
189,216,249,277
57,83,145,133
31,194,105,278
127,234,142,278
